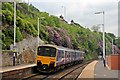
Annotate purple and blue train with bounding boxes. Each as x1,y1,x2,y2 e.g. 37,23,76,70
36,44,85,72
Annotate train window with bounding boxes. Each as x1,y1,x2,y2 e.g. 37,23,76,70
58,50,62,57
38,46,56,57
58,50,64,58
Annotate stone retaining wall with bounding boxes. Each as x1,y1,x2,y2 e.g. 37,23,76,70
1,36,44,67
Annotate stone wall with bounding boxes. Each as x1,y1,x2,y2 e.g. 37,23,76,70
2,51,13,67
1,36,44,67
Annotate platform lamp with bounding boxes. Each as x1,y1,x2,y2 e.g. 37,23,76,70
13,0,23,66
61,6,66,19
95,11,106,67
13,1,17,66
38,17,45,46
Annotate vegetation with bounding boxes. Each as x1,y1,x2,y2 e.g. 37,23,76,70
91,25,100,32
2,2,119,60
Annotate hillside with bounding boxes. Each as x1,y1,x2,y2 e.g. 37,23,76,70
1,2,120,60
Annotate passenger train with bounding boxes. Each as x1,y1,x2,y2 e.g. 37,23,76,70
36,44,85,72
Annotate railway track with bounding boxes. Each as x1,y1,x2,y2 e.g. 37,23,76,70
47,60,91,80
23,60,92,80
22,73,49,80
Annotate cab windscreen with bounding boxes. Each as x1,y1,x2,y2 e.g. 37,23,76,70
38,46,56,57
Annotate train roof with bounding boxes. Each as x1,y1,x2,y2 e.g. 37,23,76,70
39,44,85,53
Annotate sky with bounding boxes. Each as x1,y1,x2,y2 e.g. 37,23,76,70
23,0,119,36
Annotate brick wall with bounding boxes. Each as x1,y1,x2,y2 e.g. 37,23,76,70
107,54,120,70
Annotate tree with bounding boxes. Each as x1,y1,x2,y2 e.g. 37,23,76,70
16,27,23,42
2,9,13,24
91,25,100,32
114,37,120,49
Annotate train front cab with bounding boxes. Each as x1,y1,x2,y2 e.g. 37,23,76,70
36,46,57,72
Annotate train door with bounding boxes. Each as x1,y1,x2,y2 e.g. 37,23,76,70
69,51,71,63
62,50,65,64
69,51,72,63
71,52,74,62
75,52,77,61
65,51,69,64
65,51,67,64
56,50,62,66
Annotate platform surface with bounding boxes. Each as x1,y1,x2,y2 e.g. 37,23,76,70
0,64,36,73
78,60,98,78
78,60,120,79
94,61,119,78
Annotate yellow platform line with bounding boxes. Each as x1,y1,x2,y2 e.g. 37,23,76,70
78,60,98,79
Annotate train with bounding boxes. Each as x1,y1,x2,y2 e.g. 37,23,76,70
36,44,85,72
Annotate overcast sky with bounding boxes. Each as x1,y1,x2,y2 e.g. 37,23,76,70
23,0,119,36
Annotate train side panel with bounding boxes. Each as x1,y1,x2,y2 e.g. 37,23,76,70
65,51,71,64
56,50,65,66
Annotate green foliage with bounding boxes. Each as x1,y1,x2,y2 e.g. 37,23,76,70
85,53,98,60
2,2,118,60
16,17,25,30
2,27,14,38
2,9,13,24
107,33,115,38
84,53,93,60
28,22,38,36
43,15,61,27
72,39,78,49
47,15,56,27
114,37,120,49
2,2,14,11
39,30,48,41
29,4,39,13
19,3,28,11
3,36,13,50
50,15,60,27
16,27,23,42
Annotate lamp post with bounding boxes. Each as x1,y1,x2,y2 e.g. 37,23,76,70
28,0,29,11
61,6,66,19
38,18,39,46
13,1,16,66
38,17,45,46
95,11,106,67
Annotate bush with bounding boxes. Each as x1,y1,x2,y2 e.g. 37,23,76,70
27,22,37,36
2,2,14,12
16,27,23,42
2,9,13,24
2,36,13,50
16,17,25,31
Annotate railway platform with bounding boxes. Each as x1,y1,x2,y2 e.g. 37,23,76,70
0,64,36,73
0,63,36,79
78,60,119,79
